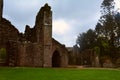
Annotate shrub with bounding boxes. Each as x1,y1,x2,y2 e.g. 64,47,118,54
0,48,6,62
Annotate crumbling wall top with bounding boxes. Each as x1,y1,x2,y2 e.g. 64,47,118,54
35,3,51,27
43,3,51,11
0,0,3,22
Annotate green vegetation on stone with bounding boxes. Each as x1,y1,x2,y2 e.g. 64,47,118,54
0,48,6,62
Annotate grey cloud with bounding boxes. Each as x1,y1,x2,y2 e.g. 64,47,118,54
3,0,46,32
52,0,102,20
2,0,103,46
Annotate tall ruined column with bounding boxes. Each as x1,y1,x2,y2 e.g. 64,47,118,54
42,4,52,67
35,3,52,67
0,0,3,21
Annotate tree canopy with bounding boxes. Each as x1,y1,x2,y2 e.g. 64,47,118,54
76,0,120,65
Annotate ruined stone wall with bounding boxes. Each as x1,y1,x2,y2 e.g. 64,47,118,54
24,25,36,43
52,39,68,67
34,5,44,43
17,43,43,67
18,43,34,66
0,0,3,21
34,4,53,67
80,49,99,67
43,9,52,67
0,19,19,42
67,47,74,65
0,18,19,66
0,2,69,68
6,41,18,66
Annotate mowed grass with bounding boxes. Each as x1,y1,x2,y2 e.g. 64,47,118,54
0,67,120,80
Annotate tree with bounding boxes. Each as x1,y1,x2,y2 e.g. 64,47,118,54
77,29,97,50
96,0,115,40
95,0,120,62
115,12,120,47
76,0,120,66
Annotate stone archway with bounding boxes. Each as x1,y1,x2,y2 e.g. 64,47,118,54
52,51,61,67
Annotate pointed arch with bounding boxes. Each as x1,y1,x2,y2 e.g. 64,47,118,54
52,50,61,67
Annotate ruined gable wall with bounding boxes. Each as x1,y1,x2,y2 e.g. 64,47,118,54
0,0,3,21
52,38,68,67
0,19,19,42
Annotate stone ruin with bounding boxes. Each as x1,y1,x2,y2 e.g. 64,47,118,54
68,45,119,68
68,45,100,67
0,0,68,67
0,0,3,21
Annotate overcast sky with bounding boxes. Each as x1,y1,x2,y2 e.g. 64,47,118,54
3,0,120,47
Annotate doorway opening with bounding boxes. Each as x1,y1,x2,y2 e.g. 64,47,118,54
52,51,61,67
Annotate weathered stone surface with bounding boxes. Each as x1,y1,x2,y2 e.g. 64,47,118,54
103,59,113,68
24,25,36,42
67,47,100,67
0,0,3,21
116,58,120,67
0,1,68,67
52,39,68,67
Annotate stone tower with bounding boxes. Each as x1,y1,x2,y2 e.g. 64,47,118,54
42,4,52,67
35,3,52,67
0,0,3,21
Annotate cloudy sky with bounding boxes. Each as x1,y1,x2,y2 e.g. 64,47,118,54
3,0,120,47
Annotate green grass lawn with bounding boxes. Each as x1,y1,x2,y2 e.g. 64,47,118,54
0,67,120,80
